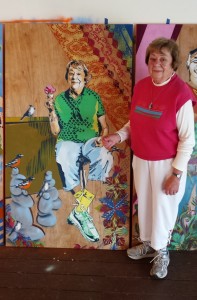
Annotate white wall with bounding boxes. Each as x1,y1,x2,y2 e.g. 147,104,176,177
0,0,196,23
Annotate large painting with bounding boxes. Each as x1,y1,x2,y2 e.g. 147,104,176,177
0,24,3,246
134,24,197,250
5,23,132,249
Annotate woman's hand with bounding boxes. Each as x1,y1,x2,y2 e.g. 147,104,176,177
163,175,181,195
102,133,121,150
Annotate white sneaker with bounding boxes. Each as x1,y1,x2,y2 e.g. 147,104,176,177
150,248,170,279
127,241,156,260
67,208,99,242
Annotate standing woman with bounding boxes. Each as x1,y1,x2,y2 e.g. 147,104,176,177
102,37,196,279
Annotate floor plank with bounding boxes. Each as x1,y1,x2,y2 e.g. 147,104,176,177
0,247,197,299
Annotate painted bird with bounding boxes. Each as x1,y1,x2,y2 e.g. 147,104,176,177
9,220,22,236
37,180,49,198
15,176,35,190
20,105,35,120
5,154,24,168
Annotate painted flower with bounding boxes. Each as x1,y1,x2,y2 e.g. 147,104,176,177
5,212,15,232
88,61,107,77
44,85,56,94
5,205,15,232
74,244,97,249
103,218,125,229
95,82,120,99
100,195,129,223
105,174,128,199
103,226,128,249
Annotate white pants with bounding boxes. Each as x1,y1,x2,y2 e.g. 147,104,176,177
55,138,113,191
132,155,187,250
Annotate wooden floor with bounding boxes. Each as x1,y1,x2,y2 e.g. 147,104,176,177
0,247,196,300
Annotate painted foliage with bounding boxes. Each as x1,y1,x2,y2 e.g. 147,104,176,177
134,24,197,250
5,23,132,249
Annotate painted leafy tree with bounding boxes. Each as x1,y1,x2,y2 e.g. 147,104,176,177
169,124,197,251
169,194,197,250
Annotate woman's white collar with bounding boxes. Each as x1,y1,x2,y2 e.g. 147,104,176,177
152,72,175,86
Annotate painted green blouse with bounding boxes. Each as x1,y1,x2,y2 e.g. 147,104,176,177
54,87,105,143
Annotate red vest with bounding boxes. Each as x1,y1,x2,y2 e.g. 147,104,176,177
130,74,195,160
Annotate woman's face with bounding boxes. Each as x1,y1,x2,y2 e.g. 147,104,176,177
148,48,174,84
67,65,86,91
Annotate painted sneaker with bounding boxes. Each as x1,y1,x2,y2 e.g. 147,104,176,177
67,208,99,242
127,241,156,260
150,248,170,279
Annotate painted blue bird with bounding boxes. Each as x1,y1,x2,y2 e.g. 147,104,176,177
20,105,35,120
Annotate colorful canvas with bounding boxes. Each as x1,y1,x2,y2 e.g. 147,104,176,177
5,23,132,249
134,24,197,250
0,24,3,246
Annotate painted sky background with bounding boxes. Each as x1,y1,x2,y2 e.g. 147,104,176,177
0,0,196,23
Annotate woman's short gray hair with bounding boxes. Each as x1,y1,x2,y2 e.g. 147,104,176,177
145,37,180,71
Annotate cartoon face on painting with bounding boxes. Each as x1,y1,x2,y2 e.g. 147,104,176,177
187,48,197,88
186,48,197,117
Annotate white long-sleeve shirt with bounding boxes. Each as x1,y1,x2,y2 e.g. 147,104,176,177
117,100,195,171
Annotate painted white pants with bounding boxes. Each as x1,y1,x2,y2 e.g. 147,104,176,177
55,138,113,191
132,155,187,250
